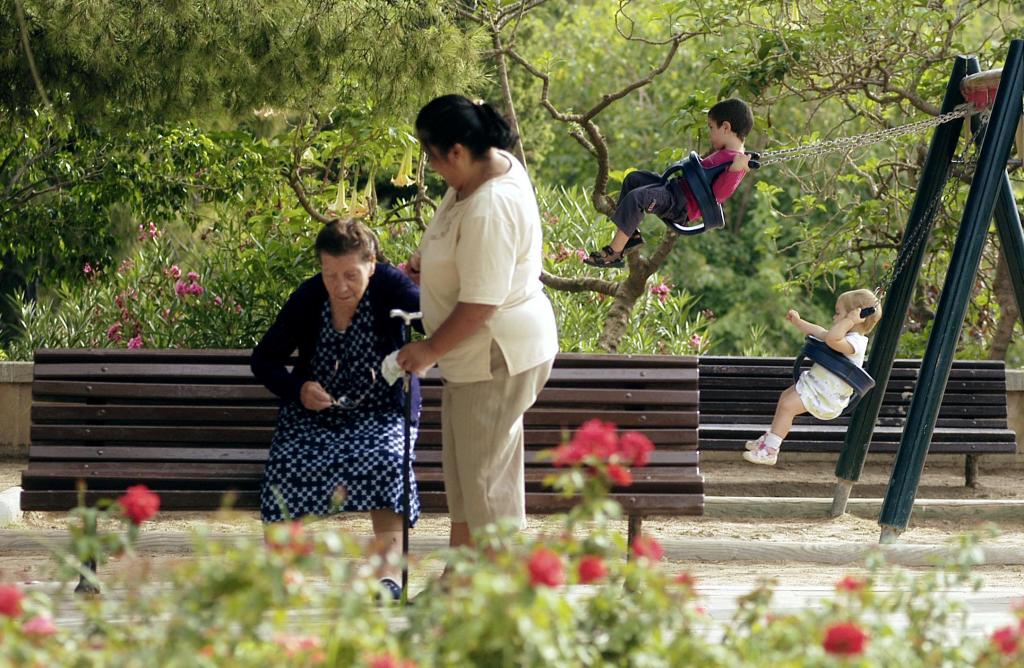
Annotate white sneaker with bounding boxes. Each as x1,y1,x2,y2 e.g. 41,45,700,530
742,444,779,466
744,435,765,451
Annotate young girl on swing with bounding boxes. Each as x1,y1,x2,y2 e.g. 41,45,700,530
743,288,882,466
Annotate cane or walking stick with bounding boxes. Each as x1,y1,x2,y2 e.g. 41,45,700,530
390,309,421,604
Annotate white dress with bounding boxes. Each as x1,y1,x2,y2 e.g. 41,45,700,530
795,332,869,420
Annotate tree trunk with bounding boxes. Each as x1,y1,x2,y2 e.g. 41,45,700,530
491,32,528,169
988,248,1020,362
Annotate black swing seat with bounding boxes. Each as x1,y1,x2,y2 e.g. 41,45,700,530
792,336,876,413
658,151,760,236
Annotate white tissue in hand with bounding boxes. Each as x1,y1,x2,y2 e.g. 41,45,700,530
381,350,404,386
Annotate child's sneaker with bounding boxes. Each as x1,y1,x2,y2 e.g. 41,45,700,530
744,435,765,451
742,443,778,466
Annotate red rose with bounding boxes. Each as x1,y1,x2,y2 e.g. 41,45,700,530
822,622,868,656
527,547,565,588
570,419,619,461
268,521,315,557
618,431,654,467
606,463,633,487
117,485,160,524
631,535,664,562
0,584,23,617
552,441,588,467
675,572,697,588
835,575,867,593
991,625,1020,655
577,555,608,584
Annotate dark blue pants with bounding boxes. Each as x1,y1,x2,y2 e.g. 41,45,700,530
611,170,685,237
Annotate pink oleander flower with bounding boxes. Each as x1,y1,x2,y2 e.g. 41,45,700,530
575,248,588,261
168,265,181,279
83,262,93,275
106,322,123,343
273,633,324,661
126,335,143,349
366,653,417,668
527,547,564,588
187,282,205,296
22,613,57,638
689,334,703,351
187,271,200,282
0,584,23,617
213,296,223,307
649,282,670,303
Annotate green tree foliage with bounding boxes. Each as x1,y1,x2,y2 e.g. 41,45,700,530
1,0,480,124
494,0,1024,358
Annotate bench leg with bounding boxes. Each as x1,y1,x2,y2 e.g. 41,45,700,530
964,454,980,488
627,515,642,557
74,558,100,595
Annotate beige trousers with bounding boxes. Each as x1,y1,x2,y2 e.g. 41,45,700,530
440,344,553,530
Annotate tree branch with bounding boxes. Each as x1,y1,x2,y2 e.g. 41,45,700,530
539,271,617,296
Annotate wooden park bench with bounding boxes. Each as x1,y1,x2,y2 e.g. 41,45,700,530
698,355,1017,486
20,349,702,542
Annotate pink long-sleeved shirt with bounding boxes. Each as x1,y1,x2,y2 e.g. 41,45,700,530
680,149,747,221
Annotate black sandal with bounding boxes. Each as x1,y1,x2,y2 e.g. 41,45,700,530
624,230,645,252
583,245,625,268
377,577,402,602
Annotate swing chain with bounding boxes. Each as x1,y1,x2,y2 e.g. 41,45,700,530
759,103,976,167
871,116,987,299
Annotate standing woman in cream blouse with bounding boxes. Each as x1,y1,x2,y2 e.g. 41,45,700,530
397,94,558,549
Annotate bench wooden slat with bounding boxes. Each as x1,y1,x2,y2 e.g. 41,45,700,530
700,389,1002,405
701,423,1016,440
18,490,704,516
699,439,1017,454
31,425,699,446
700,402,1006,417
31,405,698,429
26,445,701,467
33,381,698,408
21,461,701,491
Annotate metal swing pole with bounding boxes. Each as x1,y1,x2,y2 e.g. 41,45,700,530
964,90,1024,487
878,39,1024,542
829,55,975,517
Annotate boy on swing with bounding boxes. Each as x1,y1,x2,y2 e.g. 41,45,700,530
743,289,882,466
584,98,755,268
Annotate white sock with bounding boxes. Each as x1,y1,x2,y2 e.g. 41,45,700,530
763,432,783,450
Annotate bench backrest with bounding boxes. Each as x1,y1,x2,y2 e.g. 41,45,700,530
25,349,701,511
698,356,1016,453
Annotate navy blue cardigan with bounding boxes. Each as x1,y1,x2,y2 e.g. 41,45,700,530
250,262,423,421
